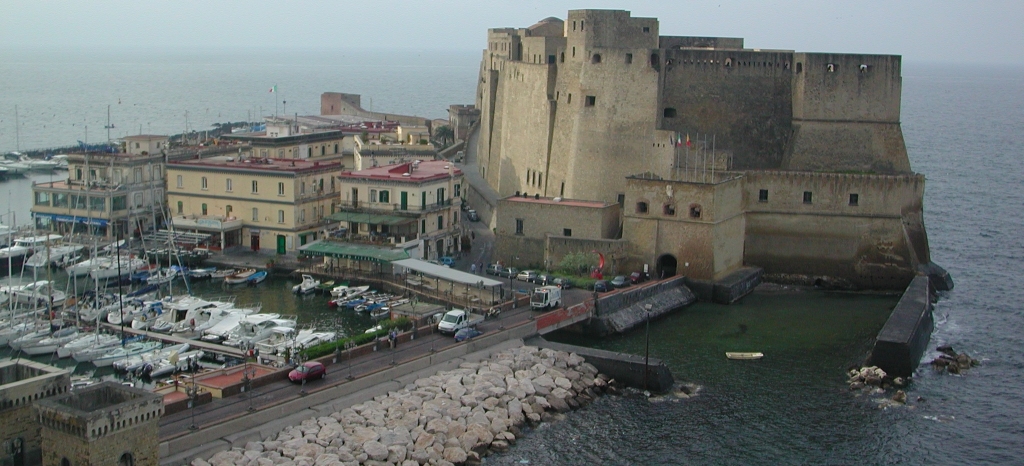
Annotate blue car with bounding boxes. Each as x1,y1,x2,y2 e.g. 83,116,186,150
440,256,455,267
454,327,483,342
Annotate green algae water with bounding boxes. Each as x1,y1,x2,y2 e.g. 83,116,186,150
488,290,904,465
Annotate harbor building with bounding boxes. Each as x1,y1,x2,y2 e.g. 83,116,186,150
0,360,71,466
31,145,168,239
332,160,464,260
166,157,342,253
35,381,162,466
473,9,946,290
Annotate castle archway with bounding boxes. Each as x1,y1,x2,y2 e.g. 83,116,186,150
656,254,677,279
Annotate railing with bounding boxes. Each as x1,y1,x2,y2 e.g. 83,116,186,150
334,198,456,214
536,299,595,334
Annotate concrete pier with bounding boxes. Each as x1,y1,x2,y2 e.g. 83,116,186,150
866,276,934,378
527,337,675,393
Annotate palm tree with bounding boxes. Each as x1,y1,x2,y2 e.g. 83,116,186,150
433,125,454,147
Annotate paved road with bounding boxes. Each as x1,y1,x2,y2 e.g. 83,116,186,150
158,304,540,440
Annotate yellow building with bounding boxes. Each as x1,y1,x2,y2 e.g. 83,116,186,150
333,160,464,260
32,151,166,238
166,157,342,253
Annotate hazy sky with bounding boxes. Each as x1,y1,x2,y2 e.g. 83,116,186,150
2,0,1022,64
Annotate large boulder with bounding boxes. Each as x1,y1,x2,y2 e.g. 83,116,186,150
363,441,389,461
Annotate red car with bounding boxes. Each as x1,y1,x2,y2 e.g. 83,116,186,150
289,361,326,382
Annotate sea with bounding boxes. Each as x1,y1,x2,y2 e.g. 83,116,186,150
2,47,1023,465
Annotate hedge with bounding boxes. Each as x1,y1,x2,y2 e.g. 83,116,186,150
298,317,413,360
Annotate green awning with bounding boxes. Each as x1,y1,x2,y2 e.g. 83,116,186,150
327,211,416,226
298,240,409,263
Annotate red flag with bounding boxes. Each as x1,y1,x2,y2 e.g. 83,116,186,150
685,134,692,148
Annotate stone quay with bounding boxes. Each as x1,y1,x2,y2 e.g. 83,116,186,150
193,345,611,466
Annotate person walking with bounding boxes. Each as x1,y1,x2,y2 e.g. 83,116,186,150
471,263,477,274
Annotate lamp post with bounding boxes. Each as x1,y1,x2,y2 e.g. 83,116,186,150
644,303,652,393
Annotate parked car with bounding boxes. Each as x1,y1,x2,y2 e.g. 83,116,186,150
485,264,503,275
630,271,648,284
532,273,555,285
610,275,629,288
496,267,519,278
593,280,611,292
440,256,455,267
289,361,326,382
516,270,538,282
428,259,450,268
467,210,480,222
454,327,483,342
553,277,574,289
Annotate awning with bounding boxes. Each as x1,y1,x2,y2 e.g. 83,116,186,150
298,240,409,263
392,258,504,287
326,211,416,226
32,213,108,227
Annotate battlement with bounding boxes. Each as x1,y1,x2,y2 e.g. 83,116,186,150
660,36,744,50
0,360,70,412
35,381,163,442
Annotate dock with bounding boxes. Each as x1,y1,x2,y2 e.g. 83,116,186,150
98,323,246,358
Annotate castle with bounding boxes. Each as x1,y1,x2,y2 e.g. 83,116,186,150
476,9,948,291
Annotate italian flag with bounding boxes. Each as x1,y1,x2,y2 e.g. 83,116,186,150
269,85,277,93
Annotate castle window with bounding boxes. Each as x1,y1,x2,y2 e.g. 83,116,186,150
592,54,601,64
859,64,870,73
664,108,677,118
200,177,207,190
563,228,572,237
650,53,660,71
177,201,183,214
548,54,555,64
625,53,633,64
643,26,650,33
664,204,676,216
796,62,803,73
573,21,576,30
849,193,859,206
826,63,836,73
560,52,565,63
758,189,769,202
689,204,702,218
581,20,584,30
515,218,524,235
567,94,572,104
803,191,813,204
538,173,542,186
572,47,576,58
560,182,565,196
725,58,733,67
118,452,134,466
636,201,649,214
617,193,626,206
585,95,596,107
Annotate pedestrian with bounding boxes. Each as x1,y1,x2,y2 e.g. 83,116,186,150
391,329,399,348
471,263,477,274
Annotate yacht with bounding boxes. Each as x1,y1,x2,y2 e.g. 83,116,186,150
90,256,147,280
66,256,113,277
292,274,320,294
202,312,279,343
20,326,79,356
13,280,67,307
23,243,84,268
57,332,120,358
223,314,297,348
91,341,161,368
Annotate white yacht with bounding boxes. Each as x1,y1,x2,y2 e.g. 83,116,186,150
20,326,79,356
90,256,146,280
223,315,297,348
90,341,161,367
25,243,84,268
13,280,67,307
58,332,120,358
66,256,113,276
202,312,280,343
115,343,189,372
292,274,320,294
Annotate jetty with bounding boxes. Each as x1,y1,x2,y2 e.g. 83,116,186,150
99,322,246,358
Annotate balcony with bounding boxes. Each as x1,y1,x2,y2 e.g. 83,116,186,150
171,214,243,232
335,198,456,215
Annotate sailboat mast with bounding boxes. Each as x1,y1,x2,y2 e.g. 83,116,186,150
116,232,124,344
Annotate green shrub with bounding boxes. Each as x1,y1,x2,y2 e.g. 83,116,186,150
298,317,413,360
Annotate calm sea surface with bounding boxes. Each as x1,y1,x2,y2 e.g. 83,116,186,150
2,49,1023,464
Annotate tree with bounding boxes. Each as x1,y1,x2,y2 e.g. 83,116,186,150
557,251,599,276
433,125,454,147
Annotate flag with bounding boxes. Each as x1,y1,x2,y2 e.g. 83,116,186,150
685,134,692,148
269,85,277,93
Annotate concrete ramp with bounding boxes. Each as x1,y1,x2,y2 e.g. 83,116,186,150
866,276,934,377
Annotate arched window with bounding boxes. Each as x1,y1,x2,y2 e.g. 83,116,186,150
636,201,649,214
663,204,676,216
118,452,134,466
689,204,702,218
591,54,602,64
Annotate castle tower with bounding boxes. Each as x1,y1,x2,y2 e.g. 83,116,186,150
34,381,163,466
0,360,71,466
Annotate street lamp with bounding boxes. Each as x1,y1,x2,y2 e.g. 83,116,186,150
644,303,653,394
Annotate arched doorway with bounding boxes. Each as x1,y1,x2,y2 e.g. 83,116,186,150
118,452,134,466
656,254,678,279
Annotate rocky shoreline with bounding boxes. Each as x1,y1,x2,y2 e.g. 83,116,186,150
194,346,613,466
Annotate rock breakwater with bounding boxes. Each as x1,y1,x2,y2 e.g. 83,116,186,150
194,345,611,466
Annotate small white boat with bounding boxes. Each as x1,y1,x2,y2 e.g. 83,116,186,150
24,243,85,268
224,268,256,285
91,341,161,367
20,327,80,356
292,274,320,294
66,256,113,276
726,352,764,360
146,268,178,285
147,349,204,377
58,332,120,358
115,343,189,372
12,280,66,307
90,256,147,280
0,161,30,176
330,284,370,298
210,268,237,279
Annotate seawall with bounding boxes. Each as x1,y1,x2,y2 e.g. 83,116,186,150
866,276,934,378
585,276,696,336
527,337,675,393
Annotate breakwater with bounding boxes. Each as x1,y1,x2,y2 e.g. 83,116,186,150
866,275,934,377
585,276,696,336
190,344,614,466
